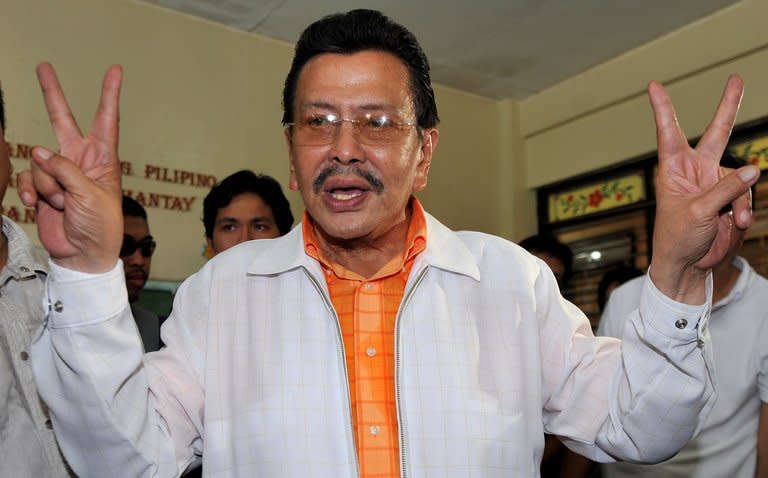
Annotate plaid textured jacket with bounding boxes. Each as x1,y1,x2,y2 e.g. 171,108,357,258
33,212,714,477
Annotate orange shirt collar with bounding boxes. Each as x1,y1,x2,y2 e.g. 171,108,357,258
303,197,427,280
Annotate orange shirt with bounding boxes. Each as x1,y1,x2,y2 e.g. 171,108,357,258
303,199,427,478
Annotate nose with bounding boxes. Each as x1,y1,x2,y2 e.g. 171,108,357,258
239,228,252,244
123,249,144,266
329,121,365,165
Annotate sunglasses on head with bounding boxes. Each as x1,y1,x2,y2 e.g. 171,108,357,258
120,235,157,257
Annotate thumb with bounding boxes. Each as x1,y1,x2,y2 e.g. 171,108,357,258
702,165,759,226
31,146,95,198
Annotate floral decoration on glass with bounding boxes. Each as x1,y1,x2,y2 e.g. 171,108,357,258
731,136,768,170
548,174,645,222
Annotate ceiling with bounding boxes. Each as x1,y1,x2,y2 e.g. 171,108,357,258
139,0,741,100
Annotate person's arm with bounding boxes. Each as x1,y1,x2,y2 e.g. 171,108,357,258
31,261,207,476
646,76,757,306
757,402,768,478
543,77,758,464
19,64,203,476
539,263,714,463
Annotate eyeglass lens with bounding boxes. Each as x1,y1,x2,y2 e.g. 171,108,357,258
291,114,415,146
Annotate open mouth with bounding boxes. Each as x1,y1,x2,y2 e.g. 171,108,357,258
329,188,365,201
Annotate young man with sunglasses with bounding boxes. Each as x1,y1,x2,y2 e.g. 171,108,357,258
122,195,161,352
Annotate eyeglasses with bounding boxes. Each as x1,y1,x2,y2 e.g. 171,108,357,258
286,112,418,146
120,235,157,257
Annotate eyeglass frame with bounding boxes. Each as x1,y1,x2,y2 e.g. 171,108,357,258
120,234,157,258
285,112,421,146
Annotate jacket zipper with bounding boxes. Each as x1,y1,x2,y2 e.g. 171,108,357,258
303,268,360,477
394,265,430,478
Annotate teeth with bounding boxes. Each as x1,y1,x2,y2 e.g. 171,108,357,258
331,190,362,201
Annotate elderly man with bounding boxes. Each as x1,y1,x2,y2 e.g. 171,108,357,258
21,9,759,478
0,86,72,476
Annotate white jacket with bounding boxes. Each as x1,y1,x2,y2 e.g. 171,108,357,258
32,212,715,477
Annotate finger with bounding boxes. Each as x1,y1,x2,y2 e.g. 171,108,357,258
36,63,83,149
90,65,122,149
648,80,688,160
701,165,759,227
16,170,39,207
30,147,69,209
696,75,744,160
731,185,753,231
31,146,107,199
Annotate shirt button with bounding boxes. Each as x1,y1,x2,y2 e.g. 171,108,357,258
366,347,377,357
52,301,63,313
675,318,688,329
370,425,380,436
20,351,29,361
20,266,30,272
364,283,373,291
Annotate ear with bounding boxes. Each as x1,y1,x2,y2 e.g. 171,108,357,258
412,128,438,193
285,128,300,192
205,237,215,258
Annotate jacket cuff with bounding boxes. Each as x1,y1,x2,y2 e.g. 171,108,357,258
641,268,713,344
45,259,129,328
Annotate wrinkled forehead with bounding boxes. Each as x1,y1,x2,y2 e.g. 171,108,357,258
294,51,415,115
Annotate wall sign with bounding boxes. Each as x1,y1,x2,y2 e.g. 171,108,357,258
6,140,217,221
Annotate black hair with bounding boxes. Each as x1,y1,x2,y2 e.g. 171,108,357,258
203,170,294,238
519,234,574,285
597,264,644,312
122,195,148,220
0,84,5,132
282,9,439,130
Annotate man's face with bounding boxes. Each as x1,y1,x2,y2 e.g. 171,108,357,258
122,215,152,303
0,125,11,206
208,192,280,255
286,50,437,244
534,252,567,289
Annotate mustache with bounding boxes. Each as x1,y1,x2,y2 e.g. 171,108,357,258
313,165,384,195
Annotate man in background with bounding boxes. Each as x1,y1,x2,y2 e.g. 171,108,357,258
0,84,72,476
519,234,573,289
122,195,161,352
202,169,293,256
598,154,768,478
597,264,643,312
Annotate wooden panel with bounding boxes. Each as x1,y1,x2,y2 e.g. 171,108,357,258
554,211,648,330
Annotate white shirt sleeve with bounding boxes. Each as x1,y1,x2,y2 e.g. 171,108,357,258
31,260,205,477
540,268,715,463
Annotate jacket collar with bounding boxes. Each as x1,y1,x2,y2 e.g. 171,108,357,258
417,212,481,281
1,216,48,280
246,210,481,282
